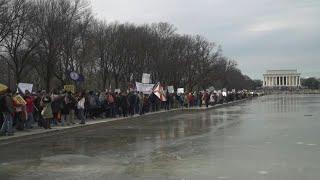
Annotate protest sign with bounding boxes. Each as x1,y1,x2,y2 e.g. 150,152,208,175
64,85,75,94
208,86,215,92
136,82,154,94
142,73,151,84
177,88,184,94
18,83,33,94
0,83,8,94
153,82,167,101
115,89,121,93
167,86,174,93
13,95,27,105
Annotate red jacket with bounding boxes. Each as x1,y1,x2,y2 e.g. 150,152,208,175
25,96,35,113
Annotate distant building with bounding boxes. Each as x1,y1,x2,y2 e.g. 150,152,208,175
263,70,301,88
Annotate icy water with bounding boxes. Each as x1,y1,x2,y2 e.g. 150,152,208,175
1,94,320,180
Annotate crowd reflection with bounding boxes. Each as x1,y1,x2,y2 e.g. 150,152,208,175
0,106,245,163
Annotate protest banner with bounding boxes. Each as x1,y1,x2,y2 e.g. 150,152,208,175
136,82,154,94
18,83,33,94
69,71,79,81
208,86,215,92
142,73,151,84
64,85,75,94
177,88,184,94
167,86,174,93
153,82,167,101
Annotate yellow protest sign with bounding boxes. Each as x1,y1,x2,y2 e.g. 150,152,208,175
64,85,75,94
0,83,8,94
13,95,27,105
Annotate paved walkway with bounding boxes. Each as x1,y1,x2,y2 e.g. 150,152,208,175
0,98,251,143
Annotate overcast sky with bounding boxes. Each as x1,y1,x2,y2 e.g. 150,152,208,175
90,0,320,79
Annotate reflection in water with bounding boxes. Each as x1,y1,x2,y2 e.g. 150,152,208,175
6,95,320,179
0,106,243,164
263,95,300,113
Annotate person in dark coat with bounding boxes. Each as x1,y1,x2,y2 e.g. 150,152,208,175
61,93,72,126
128,92,136,116
0,89,14,136
120,92,128,117
51,91,62,126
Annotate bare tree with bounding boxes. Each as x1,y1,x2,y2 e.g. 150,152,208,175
2,0,39,84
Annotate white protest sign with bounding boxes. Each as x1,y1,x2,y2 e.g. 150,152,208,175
222,91,227,97
167,86,174,93
208,86,215,92
136,82,154,94
18,83,33,94
115,89,121,93
142,73,151,84
177,88,184,94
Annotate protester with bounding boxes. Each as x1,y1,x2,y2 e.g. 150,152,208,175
0,81,259,138
77,92,86,124
0,89,14,136
138,92,144,115
24,91,35,129
120,92,128,117
13,93,27,131
41,96,52,129
107,92,115,118
61,92,76,126
51,90,62,126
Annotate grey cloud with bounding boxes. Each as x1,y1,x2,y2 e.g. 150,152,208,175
91,0,320,79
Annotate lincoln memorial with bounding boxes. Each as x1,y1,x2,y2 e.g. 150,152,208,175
263,70,301,88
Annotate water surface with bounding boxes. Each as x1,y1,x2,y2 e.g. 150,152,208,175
1,94,320,180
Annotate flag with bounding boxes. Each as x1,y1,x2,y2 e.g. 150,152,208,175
0,83,8,94
153,82,167,101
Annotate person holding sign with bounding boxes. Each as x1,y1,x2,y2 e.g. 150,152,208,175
13,93,27,131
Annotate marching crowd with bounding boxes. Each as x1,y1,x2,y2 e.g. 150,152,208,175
0,88,256,136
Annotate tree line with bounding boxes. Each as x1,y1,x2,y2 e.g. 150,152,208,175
0,0,259,92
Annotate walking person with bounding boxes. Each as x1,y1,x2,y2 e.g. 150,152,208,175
24,91,35,129
67,92,76,125
51,91,61,126
41,96,52,129
165,91,170,110
77,93,86,124
61,93,71,126
0,89,14,136
138,92,144,115
107,93,115,118
202,91,210,108
128,91,135,116
13,94,27,131
120,92,128,117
